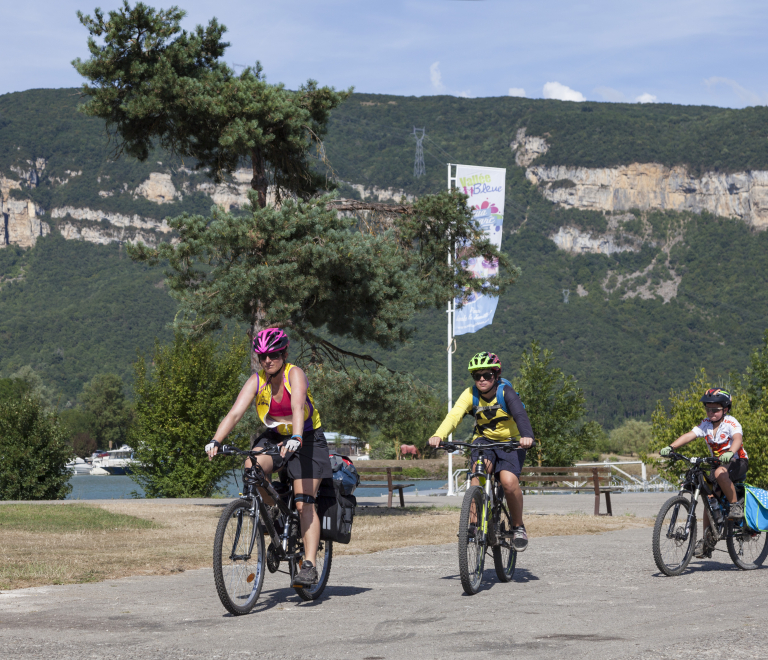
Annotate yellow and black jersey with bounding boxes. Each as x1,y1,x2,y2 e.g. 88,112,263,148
434,385,533,442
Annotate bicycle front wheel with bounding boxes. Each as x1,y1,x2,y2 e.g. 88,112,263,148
458,485,487,595
213,499,266,615
727,523,768,570
492,499,517,582
295,539,333,601
652,495,696,576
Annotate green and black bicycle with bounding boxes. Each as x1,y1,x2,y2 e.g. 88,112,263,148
437,439,531,595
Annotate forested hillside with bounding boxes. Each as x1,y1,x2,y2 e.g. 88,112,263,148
2,89,768,425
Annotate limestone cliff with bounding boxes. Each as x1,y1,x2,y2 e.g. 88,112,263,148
515,134,768,229
0,167,265,250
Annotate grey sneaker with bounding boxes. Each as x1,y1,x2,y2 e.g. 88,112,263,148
728,501,744,520
512,526,528,552
292,560,318,587
694,539,713,559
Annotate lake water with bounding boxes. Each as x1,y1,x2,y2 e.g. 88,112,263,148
66,475,449,500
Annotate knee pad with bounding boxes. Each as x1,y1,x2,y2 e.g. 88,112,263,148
294,494,316,505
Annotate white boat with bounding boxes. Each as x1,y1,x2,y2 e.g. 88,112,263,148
66,457,93,475
88,446,137,475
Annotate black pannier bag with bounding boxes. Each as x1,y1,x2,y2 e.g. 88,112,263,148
317,477,357,544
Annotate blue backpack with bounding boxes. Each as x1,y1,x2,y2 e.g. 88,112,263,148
744,485,768,532
471,378,525,417
329,453,359,496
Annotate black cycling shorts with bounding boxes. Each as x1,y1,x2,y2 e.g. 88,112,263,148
727,457,749,483
251,427,333,481
470,437,526,478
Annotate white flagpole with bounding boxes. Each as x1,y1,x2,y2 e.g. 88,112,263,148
447,163,455,496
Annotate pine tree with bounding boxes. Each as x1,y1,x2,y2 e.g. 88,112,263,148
73,1,349,208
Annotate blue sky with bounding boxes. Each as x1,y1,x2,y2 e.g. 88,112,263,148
2,0,768,107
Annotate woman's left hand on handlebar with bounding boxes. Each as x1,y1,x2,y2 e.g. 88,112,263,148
519,436,534,449
280,436,302,458
428,436,443,447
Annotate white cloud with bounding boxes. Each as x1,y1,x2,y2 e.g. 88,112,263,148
594,86,625,102
430,61,445,92
636,92,658,103
458,90,472,98
704,77,762,105
508,87,526,97
542,81,585,102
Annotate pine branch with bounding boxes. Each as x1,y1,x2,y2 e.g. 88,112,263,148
326,198,414,215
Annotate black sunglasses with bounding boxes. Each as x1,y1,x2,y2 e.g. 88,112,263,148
258,351,285,362
472,371,497,382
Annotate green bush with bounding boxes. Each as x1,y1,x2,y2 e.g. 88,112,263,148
128,333,249,498
598,419,652,455
0,397,73,500
513,340,603,466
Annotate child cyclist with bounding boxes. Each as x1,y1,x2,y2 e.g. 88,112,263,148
428,352,534,551
660,388,747,558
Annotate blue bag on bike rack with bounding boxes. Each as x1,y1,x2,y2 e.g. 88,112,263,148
329,453,360,496
744,485,768,532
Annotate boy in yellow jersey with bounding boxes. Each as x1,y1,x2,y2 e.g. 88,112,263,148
428,352,535,550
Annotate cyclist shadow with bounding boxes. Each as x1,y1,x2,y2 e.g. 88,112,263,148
651,558,741,578
223,584,373,616
440,567,539,593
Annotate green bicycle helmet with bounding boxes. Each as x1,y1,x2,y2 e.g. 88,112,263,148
467,352,502,372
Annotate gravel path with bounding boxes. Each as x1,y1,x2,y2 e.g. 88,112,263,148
2,519,766,659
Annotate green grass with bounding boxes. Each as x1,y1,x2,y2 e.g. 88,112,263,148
0,503,159,533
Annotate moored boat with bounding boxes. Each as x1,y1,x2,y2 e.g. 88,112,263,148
66,457,93,475
99,445,137,475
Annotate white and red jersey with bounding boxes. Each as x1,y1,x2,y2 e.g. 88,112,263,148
691,415,747,459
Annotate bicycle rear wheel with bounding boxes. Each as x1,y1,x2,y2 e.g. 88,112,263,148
458,485,487,595
652,495,696,576
294,539,333,601
213,499,265,615
492,498,517,582
727,523,768,570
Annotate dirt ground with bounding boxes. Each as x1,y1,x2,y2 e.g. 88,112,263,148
0,501,653,590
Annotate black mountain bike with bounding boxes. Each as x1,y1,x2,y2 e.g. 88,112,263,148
438,439,530,595
652,450,768,575
212,443,332,615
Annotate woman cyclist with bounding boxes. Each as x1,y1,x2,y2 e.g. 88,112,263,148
205,328,333,587
660,388,747,558
428,352,534,550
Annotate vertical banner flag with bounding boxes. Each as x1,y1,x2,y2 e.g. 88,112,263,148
453,164,506,336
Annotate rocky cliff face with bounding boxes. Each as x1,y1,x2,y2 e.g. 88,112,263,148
516,134,768,229
0,167,261,250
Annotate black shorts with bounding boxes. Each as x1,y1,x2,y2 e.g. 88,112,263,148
724,458,749,483
251,427,333,481
470,437,526,478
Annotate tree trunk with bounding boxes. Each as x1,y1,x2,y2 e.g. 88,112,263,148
248,302,268,374
250,147,269,209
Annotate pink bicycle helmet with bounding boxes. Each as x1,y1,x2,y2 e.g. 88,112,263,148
253,328,290,354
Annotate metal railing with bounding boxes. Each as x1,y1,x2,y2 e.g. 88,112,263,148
449,461,675,496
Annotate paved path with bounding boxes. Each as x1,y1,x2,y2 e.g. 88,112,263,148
2,523,767,659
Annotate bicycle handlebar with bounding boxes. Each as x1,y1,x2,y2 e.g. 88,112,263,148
437,439,536,453
665,450,720,467
218,442,283,458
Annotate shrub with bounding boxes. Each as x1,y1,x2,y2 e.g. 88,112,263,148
129,333,249,498
0,397,73,500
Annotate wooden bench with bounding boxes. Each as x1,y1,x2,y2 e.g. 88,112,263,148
517,466,622,516
356,467,415,508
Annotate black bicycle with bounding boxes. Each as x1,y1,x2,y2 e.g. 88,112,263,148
652,450,768,575
437,439,530,595
211,443,332,615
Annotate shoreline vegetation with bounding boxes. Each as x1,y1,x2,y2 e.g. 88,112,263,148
0,502,654,591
